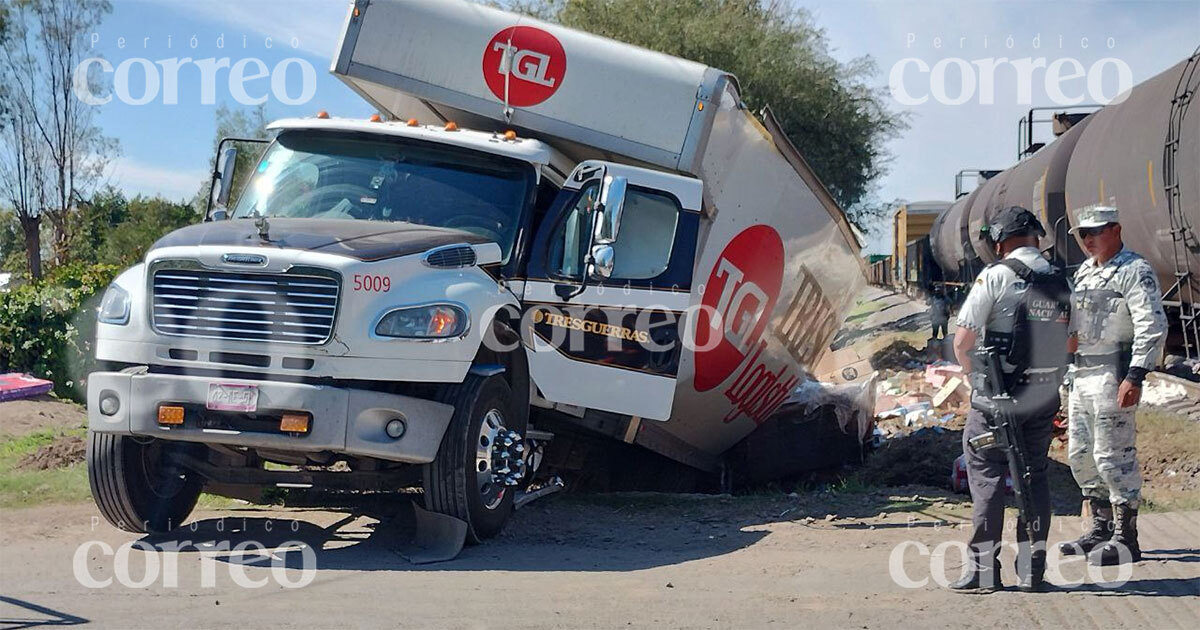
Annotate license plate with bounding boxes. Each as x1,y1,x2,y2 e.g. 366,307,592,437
206,383,259,412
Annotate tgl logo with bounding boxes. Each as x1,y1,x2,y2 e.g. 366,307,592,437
711,258,770,356
483,26,566,107
491,42,556,87
694,225,784,392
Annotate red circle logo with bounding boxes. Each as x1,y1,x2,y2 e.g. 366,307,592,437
693,225,784,392
482,26,566,108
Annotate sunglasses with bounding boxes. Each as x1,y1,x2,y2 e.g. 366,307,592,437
1078,225,1111,238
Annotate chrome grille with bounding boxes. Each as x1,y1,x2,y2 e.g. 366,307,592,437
151,269,339,345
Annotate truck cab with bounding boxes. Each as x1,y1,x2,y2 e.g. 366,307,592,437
88,114,702,542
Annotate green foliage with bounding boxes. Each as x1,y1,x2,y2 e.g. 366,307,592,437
0,261,119,400
510,0,906,229
0,209,23,274
97,196,197,267
67,186,130,262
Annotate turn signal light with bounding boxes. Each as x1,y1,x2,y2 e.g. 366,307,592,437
280,413,310,433
158,405,185,425
316,110,330,119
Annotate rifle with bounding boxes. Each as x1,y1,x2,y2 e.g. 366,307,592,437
967,349,1037,545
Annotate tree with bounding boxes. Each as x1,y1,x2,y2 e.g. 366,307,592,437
67,185,128,264
509,0,906,229
97,195,195,268
0,0,116,278
0,1,50,279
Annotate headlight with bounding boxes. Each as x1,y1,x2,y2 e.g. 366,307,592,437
97,284,130,325
375,304,467,339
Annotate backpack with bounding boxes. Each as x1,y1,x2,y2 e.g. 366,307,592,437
998,259,1072,388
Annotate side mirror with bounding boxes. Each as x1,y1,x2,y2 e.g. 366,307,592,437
214,147,239,209
593,175,627,244
589,244,614,279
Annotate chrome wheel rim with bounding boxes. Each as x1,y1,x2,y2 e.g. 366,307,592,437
474,409,525,510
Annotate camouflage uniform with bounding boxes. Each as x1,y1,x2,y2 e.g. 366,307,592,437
1068,247,1168,508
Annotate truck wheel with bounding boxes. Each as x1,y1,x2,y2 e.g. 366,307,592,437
424,374,526,543
87,432,203,534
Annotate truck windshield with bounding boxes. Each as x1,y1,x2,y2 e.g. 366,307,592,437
231,131,534,261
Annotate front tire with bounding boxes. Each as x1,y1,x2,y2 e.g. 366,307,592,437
87,432,203,533
423,375,525,543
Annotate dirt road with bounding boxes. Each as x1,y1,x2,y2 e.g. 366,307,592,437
2,495,1197,629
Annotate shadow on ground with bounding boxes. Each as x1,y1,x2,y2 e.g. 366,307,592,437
139,494,784,574
0,595,87,629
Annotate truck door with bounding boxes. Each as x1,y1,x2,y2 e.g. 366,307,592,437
521,161,702,421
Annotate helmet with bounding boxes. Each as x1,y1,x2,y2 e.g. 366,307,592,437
981,206,1046,244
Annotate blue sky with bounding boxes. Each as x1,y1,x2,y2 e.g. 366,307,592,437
92,0,1199,252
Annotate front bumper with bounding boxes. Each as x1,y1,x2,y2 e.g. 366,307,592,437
87,371,454,464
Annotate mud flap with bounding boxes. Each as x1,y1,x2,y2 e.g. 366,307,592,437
400,503,468,564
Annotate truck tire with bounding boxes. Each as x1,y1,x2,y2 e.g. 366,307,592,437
423,374,525,543
87,432,203,534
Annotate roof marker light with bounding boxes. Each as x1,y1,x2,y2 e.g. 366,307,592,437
407,118,419,127
369,114,382,122
444,121,459,131
316,110,330,119
503,130,517,141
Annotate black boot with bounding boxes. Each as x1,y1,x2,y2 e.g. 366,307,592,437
950,557,1002,592
1057,498,1113,556
1089,504,1141,566
1017,550,1048,592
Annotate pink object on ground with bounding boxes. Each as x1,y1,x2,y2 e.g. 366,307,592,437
0,373,54,402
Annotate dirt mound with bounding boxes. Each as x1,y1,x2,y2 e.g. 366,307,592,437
18,434,86,470
857,427,960,488
869,340,926,371
0,395,86,439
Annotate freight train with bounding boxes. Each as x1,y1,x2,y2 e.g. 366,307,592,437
883,50,1199,359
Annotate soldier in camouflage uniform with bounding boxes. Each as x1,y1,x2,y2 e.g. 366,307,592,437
1059,205,1168,566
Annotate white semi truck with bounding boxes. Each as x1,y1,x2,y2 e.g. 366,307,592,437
86,0,866,542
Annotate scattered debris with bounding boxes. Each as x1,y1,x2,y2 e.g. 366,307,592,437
931,377,967,409
1142,372,1200,421
869,340,925,371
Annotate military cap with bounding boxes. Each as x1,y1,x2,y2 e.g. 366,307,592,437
1069,205,1120,233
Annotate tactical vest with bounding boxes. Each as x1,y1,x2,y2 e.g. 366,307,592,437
1073,253,1136,375
981,259,1073,393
